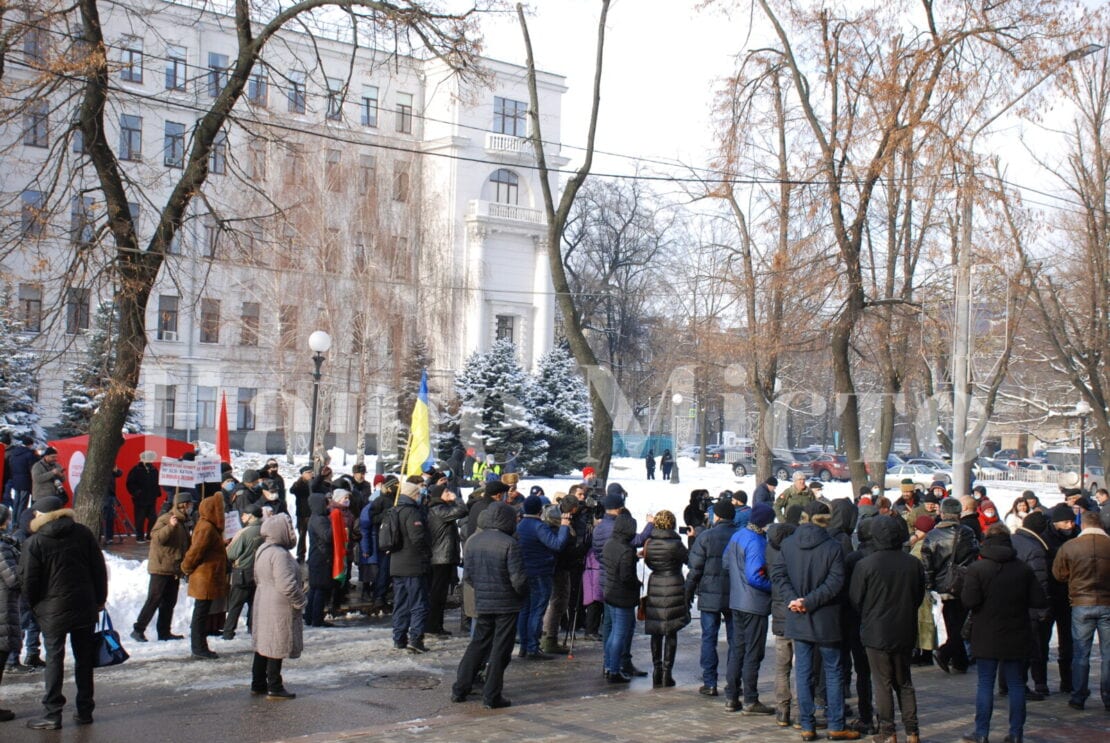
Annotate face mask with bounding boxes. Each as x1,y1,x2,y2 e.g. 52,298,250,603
872,487,881,496
264,490,278,501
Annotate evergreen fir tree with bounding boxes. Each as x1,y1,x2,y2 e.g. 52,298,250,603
55,301,143,438
530,342,590,476
0,285,44,440
394,339,433,459
453,339,550,473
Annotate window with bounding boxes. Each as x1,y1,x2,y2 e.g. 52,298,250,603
358,154,376,195
209,130,227,175
119,114,142,161
393,162,410,202
157,295,179,340
248,67,268,106
165,45,187,91
24,101,48,147
240,302,260,346
70,195,95,247
155,384,176,429
236,388,256,431
493,97,527,137
283,143,303,185
326,149,342,192
279,304,298,351
361,85,378,127
196,386,216,429
248,138,267,181
164,121,186,168
396,92,413,133
21,190,44,237
326,78,343,120
203,217,220,258
495,314,515,343
166,230,183,255
200,297,220,343
24,24,48,64
288,70,306,113
120,37,143,83
208,52,229,97
18,284,42,333
72,128,84,154
490,168,519,205
65,288,91,334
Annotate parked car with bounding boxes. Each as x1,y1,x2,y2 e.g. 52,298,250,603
730,455,757,477
810,454,851,482
677,446,702,459
731,450,812,481
906,457,949,469
1084,466,1105,487
884,464,952,489
709,445,750,464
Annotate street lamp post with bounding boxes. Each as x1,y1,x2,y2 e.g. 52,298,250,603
1075,399,1092,490
307,330,332,475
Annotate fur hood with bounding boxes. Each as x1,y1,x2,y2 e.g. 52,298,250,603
30,508,76,534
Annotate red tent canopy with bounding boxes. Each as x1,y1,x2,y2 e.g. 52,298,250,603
48,433,194,523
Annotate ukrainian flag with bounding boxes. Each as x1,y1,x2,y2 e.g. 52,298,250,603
403,369,434,477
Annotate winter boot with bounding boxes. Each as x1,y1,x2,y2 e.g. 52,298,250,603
776,702,792,727
541,634,567,655
662,633,677,687
650,635,664,688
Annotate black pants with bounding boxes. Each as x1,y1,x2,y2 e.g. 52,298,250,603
846,627,874,723
41,625,97,721
584,601,602,636
427,564,455,633
224,583,256,637
453,612,517,705
191,599,213,654
1028,616,1053,689
251,652,285,692
938,598,970,671
134,574,181,639
866,647,918,736
726,610,769,704
134,499,156,540
1050,596,1073,691
296,516,309,562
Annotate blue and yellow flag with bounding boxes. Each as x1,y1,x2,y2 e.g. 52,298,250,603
403,369,434,477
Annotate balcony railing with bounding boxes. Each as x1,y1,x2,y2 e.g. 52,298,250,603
485,132,532,155
468,199,545,225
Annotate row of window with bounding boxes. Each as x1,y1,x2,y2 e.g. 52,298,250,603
153,384,256,431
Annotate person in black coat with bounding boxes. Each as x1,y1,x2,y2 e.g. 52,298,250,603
684,500,737,696
20,496,107,730
960,523,1047,743
451,502,527,709
304,493,333,626
643,510,688,688
389,481,432,652
849,516,925,743
601,513,641,683
921,498,979,674
126,454,163,542
290,466,313,563
1042,504,1077,694
1010,511,1052,698
767,509,800,726
753,477,778,508
683,490,708,548
425,484,468,636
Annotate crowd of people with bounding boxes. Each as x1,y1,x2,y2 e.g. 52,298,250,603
2,438,1109,741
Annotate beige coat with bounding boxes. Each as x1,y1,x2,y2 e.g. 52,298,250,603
252,515,305,659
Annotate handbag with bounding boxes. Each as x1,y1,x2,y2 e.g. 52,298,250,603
93,610,130,668
637,595,648,622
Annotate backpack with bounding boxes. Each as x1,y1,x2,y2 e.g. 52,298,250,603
378,507,403,553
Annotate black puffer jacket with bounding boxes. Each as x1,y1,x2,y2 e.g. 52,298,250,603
1043,522,1075,602
307,494,334,588
920,519,979,594
602,514,641,608
389,495,431,577
771,522,844,644
848,516,926,652
463,502,527,614
1011,526,1051,621
683,520,737,611
644,528,689,635
555,507,592,571
428,494,468,566
21,509,107,635
0,533,20,653
766,522,797,637
961,533,1047,660
827,499,859,555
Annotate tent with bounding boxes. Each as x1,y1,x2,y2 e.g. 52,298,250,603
48,433,194,524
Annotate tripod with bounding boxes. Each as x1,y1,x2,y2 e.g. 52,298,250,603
105,494,137,544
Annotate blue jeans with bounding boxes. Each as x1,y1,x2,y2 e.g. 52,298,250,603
794,641,845,733
392,575,429,645
517,575,552,654
1071,604,1110,708
976,658,1024,739
604,604,635,674
700,609,735,688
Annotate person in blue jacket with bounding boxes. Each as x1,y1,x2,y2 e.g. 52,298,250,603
723,502,776,715
515,494,569,659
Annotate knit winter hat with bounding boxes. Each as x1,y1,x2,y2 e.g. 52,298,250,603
1022,511,1047,535
601,493,624,511
34,496,63,514
485,481,510,498
940,497,962,515
914,515,937,534
523,494,544,515
713,500,735,521
749,503,775,528
803,500,830,517
1049,504,1075,523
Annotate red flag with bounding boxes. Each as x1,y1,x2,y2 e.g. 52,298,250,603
217,391,231,464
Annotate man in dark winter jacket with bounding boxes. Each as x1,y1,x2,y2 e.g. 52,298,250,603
515,494,569,659
771,501,859,741
20,496,108,730
126,452,162,542
849,515,925,743
290,466,313,563
766,504,801,727
601,512,641,682
1043,503,1077,694
753,477,778,508
722,502,776,714
685,500,738,697
389,481,432,653
1011,510,1052,698
425,484,468,636
920,497,979,674
451,502,527,709
542,491,591,654
6,437,37,526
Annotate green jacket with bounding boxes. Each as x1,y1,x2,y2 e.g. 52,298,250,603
227,521,265,574
773,485,814,522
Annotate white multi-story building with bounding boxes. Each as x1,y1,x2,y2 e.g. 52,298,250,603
1,0,566,453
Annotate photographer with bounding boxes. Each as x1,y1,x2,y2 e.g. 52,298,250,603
30,448,65,506
684,490,711,547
